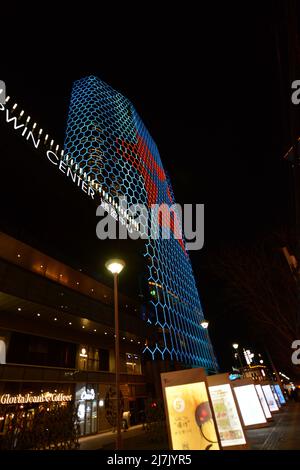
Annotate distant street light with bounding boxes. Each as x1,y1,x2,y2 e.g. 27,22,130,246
105,258,125,450
232,343,239,350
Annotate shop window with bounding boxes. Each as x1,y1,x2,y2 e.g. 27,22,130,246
125,353,141,375
88,348,99,371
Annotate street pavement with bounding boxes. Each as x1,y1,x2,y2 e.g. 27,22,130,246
78,425,146,450
246,401,300,450
78,401,300,450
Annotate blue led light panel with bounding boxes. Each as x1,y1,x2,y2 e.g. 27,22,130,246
64,76,217,371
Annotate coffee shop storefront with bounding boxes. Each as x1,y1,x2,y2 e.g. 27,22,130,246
0,383,75,437
0,382,112,438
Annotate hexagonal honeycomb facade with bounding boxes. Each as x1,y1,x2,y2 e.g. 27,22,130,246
64,76,217,371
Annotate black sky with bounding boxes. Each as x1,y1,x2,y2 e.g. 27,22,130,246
0,2,295,369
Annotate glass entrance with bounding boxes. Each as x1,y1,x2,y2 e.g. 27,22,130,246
75,384,98,436
85,401,92,435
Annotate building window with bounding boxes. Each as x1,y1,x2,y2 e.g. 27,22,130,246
78,346,88,370
125,353,141,375
0,339,6,364
78,346,109,371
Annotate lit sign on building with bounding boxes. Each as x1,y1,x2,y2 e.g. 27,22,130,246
80,389,95,401
79,348,88,358
0,98,138,235
0,100,96,199
229,373,241,381
243,349,254,365
0,393,72,405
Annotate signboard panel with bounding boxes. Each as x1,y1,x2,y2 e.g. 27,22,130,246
208,383,246,447
274,384,286,405
261,385,279,412
0,80,5,104
233,384,267,427
161,368,220,451
255,384,272,419
0,392,72,404
270,385,281,408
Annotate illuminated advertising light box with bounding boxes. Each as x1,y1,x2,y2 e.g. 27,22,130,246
270,385,281,408
255,385,272,419
161,368,220,450
274,384,286,405
208,383,246,448
261,385,279,412
233,384,267,427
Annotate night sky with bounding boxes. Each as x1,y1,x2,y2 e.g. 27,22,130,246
0,3,295,370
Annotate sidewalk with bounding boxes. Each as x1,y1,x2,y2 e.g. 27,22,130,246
78,425,145,450
246,401,300,450
79,402,300,450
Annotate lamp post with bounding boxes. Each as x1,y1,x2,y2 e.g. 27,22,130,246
105,258,125,450
232,343,244,376
200,319,209,330
200,319,218,372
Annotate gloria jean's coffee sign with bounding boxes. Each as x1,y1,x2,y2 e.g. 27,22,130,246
0,393,73,405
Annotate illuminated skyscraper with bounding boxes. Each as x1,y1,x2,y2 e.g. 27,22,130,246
64,76,217,371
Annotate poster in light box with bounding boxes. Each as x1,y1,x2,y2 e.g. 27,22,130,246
209,383,246,447
274,384,286,405
165,381,219,450
233,384,267,426
262,385,279,412
255,384,272,419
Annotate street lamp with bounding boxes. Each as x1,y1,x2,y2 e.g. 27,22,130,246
200,319,218,372
232,342,244,376
200,319,209,329
105,258,125,450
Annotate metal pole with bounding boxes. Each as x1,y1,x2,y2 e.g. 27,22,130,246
114,272,122,450
237,352,244,377
233,352,239,370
